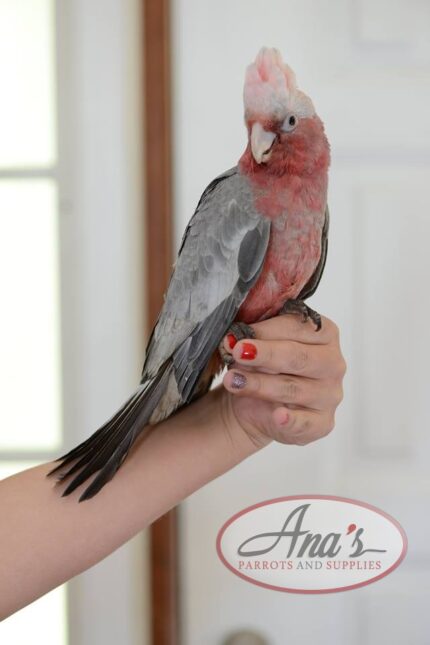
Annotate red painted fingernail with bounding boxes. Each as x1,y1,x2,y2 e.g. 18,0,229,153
240,342,257,360
227,333,237,349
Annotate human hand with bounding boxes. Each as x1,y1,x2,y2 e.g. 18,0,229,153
220,314,346,449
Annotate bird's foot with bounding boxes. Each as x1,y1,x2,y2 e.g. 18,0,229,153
218,322,256,366
279,298,322,331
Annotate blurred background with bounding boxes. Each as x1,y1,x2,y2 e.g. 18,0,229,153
1,1,429,644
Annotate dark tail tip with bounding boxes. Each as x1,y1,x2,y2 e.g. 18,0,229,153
48,364,171,500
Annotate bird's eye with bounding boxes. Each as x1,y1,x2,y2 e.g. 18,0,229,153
282,114,298,132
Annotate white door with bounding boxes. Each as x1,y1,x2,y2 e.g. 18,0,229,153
172,1,430,643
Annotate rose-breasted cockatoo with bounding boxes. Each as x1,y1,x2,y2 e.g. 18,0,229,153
48,47,330,501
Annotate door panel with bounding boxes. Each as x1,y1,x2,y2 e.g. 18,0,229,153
172,1,430,643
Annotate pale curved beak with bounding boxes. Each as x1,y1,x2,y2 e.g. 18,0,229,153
251,122,277,164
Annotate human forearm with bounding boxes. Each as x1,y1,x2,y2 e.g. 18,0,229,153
0,387,261,619
0,313,346,620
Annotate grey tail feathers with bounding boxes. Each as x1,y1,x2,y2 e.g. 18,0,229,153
47,361,172,501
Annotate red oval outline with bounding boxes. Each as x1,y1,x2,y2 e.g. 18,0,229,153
216,494,408,594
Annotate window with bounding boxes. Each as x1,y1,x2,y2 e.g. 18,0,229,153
0,1,68,641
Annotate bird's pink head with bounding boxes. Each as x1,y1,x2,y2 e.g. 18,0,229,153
240,47,330,177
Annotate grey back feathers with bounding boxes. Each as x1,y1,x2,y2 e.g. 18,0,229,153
142,168,271,398
48,167,271,501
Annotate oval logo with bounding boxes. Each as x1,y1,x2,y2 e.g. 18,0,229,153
216,495,407,594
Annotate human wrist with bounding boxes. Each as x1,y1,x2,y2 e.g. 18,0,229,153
210,386,273,457
131,384,270,501
129,386,268,510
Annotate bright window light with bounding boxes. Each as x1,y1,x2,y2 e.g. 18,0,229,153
0,587,68,645
0,0,56,168
0,180,62,450
0,2,67,642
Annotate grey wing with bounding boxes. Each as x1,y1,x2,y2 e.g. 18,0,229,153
142,168,271,402
298,205,330,301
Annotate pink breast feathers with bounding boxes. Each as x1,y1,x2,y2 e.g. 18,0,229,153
237,208,325,323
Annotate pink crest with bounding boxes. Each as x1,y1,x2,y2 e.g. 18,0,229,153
244,47,314,121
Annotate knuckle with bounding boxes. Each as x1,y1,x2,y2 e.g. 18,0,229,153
282,378,299,402
340,356,347,377
323,317,339,341
265,342,274,365
332,355,347,380
301,416,313,433
330,384,344,407
336,383,344,405
330,321,340,340
294,436,311,446
293,416,312,442
287,411,336,445
323,415,336,436
290,348,309,372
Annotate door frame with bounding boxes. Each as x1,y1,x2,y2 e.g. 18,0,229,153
143,1,179,643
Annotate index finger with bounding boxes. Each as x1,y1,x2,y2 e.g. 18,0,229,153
249,313,337,346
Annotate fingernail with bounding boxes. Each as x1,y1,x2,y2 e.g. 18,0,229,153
231,371,247,389
240,342,257,360
227,333,237,349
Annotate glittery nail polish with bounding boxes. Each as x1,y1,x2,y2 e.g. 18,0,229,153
231,372,247,389
240,342,257,360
